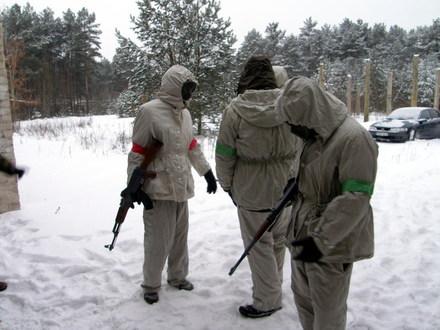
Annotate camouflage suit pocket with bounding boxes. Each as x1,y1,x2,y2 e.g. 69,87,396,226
305,204,327,235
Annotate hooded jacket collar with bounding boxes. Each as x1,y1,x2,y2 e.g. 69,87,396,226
231,89,284,128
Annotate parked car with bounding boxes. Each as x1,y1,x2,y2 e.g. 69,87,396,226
368,107,440,142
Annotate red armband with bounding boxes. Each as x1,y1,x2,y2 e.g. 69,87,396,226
131,142,147,154
189,138,198,150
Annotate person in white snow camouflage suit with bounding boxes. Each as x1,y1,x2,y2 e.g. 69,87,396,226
127,65,217,305
216,56,298,318
276,77,378,330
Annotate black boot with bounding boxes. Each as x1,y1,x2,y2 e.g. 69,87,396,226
239,304,281,318
0,281,7,292
167,279,194,291
144,292,158,304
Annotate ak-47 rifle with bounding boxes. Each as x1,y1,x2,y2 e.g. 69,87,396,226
228,178,298,276
105,137,163,251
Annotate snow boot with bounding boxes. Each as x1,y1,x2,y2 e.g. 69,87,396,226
144,292,158,305
238,304,281,318
0,281,7,292
167,279,194,291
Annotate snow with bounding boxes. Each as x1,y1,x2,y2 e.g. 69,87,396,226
372,119,412,128
1,115,440,329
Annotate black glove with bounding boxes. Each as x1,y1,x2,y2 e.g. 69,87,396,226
121,167,153,210
121,185,153,210
292,237,323,262
6,165,25,178
204,169,217,194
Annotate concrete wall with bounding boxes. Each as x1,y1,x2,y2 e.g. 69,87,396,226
0,22,20,214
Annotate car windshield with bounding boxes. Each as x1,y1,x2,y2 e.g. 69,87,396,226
388,108,420,120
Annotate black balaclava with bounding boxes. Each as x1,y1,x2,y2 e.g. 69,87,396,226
288,124,318,142
181,80,197,101
236,55,278,95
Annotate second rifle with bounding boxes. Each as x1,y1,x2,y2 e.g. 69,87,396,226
228,178,298,276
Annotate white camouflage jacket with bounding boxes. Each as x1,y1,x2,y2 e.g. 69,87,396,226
276,77,379,263
215,88,298,210
127,65,211,202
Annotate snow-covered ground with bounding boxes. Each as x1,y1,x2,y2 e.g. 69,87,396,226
1,115,439,329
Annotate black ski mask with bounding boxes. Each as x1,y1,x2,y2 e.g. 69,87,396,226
181,80,197,101
288,123,318,141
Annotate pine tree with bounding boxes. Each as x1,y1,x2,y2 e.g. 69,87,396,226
236,29,265,69
63,8,101,115
278,34,301,77
334,18,369,60
297,17,321,77
113,30,161,117
2,3,40,119
115,0,236,134
263,23,286,64
2,4,120,118
33,8,64,117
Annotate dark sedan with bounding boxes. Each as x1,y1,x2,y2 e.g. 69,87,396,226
368,107,440,142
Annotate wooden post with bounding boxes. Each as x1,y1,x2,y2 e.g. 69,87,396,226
0,16,21,213
434,68,440,110
355,84,361,114
346,74,352,114
319,63,324,89
386,72,393,115
411,54,419,107
363,59,371,122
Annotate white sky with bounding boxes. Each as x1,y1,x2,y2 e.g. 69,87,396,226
1,0,439,60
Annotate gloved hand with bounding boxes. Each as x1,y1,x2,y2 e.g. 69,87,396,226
6,165,25,178
204,169,217,194
120,167,153,210
121,185,153,210
292,237,323,262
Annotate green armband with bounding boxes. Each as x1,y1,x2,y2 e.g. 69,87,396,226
216,141,236,157
342,179,374,196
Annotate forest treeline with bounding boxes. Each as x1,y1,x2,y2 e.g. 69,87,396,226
2,1,439,134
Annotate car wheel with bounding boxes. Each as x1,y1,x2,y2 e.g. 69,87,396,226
408,129,416,141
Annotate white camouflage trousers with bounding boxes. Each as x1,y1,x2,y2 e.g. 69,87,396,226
141,200,189,292
237,206,290,311
290,257,353,330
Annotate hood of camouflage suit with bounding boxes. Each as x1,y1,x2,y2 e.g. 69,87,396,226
272,66,289,88
276,77,347,141
157,65,197,110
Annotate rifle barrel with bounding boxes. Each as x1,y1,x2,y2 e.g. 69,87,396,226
229,238,258,276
